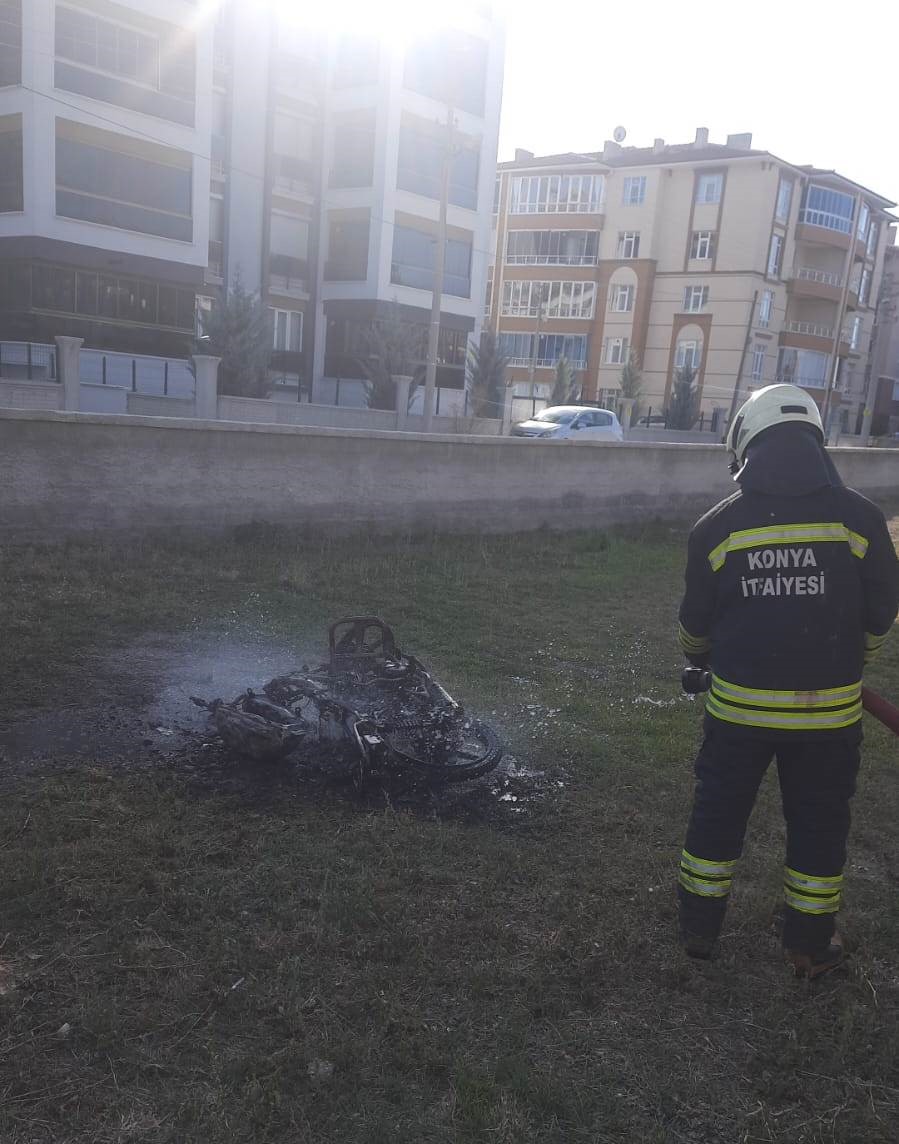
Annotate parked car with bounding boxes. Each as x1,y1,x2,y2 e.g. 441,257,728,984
512,406,623,442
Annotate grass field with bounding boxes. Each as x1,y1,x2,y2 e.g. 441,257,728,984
1,522,897,1143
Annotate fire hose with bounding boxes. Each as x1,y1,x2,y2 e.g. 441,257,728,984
682,668,899,737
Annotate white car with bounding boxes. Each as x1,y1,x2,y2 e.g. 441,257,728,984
512,405,624,442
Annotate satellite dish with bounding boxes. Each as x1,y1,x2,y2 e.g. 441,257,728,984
613,126,627,143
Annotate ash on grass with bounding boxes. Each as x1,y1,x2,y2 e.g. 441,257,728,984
0,523,897,1143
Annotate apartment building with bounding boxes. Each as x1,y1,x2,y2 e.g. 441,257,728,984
490,129,897,429
0,1,504,397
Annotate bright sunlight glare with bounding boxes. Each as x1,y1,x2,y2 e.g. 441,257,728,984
242,0,499,49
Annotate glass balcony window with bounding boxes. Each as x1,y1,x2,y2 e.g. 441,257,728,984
509,174,603,215
505,229,598,265
501,280,595,319
799,185,854,235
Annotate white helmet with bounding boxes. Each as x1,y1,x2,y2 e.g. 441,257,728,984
726,384,824,464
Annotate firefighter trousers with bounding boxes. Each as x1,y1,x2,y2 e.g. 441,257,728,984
678,716,861,956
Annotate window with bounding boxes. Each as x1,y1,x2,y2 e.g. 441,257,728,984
330,113,375,188
55,119,192,241
397,117,479,210
505,229,598,266
696,174,723,204
509,173,603,214
617,231,640,259
270,308,302,353
776,347,828,387
622,175,646,205
857,201,870,241
751,345,765,381
269,211,309,282
391,224,472,297
767,233,783,277
325,216,369,280
775,178,793,223
675,340,699,370
196,294,214,337
609,284,634,312
54,4,196,124
0,0,22,86
270,212,309,259
867,221,879,259
501,280,595,319
333,35,379,87
0,114,23,211
800,185,854,234
605,337,629,365
859,268,871,306
403,29,488,115
690,231,715,260
497,332,588,368
849,315,862,350
758,289,774,328
56,6,159,87
273,112,315,162
683,285,708,312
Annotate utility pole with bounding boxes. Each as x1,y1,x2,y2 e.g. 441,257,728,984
860,268,896,444
422,110,454,432
526,283,546,409
821,192,863,436
727,289,759,430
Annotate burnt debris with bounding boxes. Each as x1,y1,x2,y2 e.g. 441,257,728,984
191,617,503,783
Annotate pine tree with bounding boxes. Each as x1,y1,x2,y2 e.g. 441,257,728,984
618,351,642,400
354,304,424,410
668,364,699,430
550,356,578,405
195,272,272,398
466,330,510,418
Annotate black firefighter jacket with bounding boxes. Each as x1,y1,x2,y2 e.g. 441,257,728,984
678,424,899,733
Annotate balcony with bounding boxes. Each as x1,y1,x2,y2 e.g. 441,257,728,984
796,209,853,251
505,254,598,267
779,320,836,355
788,266,843,303
268,254,308,298
506,356,587,370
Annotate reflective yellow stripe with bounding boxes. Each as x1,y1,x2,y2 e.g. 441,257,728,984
710,674,861,710
681,850,737,877
707,523,869,571
784,889,841,915
678,623,711,654
706,695,863,730
679,870,731,898
784,867,843,892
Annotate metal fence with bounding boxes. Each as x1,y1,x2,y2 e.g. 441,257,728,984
79,350,194,397
0,341,57,381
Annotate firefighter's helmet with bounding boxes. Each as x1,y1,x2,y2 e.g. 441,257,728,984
726,384,824,465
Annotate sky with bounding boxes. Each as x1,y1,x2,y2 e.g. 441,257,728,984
497,0,899,208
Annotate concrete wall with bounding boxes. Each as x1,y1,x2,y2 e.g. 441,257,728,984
0,380,62,410
2,408,897,542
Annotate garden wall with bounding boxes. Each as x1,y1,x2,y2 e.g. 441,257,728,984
1,408,896,542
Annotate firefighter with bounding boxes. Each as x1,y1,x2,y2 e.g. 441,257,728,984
677,384,899,977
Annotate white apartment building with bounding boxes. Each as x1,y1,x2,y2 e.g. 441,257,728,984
0,1,504,399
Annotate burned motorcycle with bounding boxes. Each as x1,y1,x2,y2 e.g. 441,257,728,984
192,617,503,783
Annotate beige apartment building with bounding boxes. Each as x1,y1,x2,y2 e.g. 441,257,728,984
489,129,897,429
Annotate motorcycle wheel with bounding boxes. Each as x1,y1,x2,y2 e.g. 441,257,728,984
383,719,503,784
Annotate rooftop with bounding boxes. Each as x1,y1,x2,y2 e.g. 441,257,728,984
500,129,897,209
